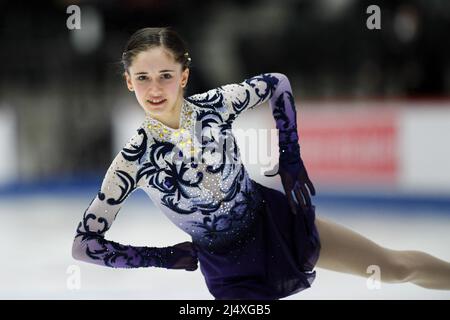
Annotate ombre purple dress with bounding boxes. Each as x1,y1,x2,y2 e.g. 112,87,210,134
72,73,321,299
195,181,320,300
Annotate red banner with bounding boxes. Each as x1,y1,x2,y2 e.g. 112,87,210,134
298,109,398,186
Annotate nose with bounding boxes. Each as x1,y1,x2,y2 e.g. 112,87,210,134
146,81,164,97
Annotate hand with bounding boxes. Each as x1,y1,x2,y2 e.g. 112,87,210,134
264,147,316,215
164,241,199,271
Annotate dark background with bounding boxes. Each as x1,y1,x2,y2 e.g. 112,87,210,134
1,0,449,183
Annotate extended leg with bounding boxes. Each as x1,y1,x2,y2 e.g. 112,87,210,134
314,216,450,290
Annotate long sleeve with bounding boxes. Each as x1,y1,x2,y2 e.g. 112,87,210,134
71,131,174,268
223,73,302,166
188,73,300,152
212,73,314,211
223,73,299,145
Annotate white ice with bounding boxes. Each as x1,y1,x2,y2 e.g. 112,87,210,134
1,190,449,300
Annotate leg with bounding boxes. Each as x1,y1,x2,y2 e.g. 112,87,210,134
314,216,450,290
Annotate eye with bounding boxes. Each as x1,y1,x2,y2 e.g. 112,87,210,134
162,73,172,79
136,75,148,81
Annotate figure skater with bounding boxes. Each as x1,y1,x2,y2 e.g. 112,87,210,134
72,27,450,299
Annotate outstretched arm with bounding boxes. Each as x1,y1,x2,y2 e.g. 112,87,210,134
223,73,300,145
200,73,316,214
71,130,198,270
259,73,316,215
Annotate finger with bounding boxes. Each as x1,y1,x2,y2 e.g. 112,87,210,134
290,189,299,206
300,185,312,207
294,187,307,208
293,195,306,216
292,181,305,206
306,179,316,196
286,193,298,215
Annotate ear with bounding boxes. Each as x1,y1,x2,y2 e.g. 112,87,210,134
181,68,190,88
124,72,134,91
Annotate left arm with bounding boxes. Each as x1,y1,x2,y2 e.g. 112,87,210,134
188,73,316,214
220,73,316,214
215,73,299,145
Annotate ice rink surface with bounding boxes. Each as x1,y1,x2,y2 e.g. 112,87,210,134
1,190,449,300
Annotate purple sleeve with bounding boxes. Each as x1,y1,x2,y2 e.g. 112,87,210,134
71,133,174,269
187,73,301,150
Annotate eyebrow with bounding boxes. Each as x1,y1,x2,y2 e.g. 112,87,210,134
134,70,175,75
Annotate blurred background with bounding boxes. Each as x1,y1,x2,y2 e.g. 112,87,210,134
0,0,449,299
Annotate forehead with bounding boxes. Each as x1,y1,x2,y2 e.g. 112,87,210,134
130,47,180,72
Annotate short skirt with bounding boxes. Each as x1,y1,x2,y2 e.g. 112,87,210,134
193,180,321,300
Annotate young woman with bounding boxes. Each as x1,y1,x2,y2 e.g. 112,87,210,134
72,27,450,299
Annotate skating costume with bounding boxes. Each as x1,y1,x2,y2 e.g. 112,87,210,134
72,73,321,299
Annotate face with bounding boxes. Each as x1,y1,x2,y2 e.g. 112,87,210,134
125,46,189,119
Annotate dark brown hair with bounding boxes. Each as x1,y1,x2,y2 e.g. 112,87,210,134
121,27,192,74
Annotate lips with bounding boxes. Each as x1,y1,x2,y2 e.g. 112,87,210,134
147,99,167,106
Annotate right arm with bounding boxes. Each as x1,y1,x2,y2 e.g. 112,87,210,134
71,129,198,270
